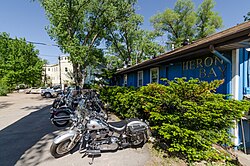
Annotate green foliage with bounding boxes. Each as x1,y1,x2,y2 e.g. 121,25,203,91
93,68,117,86
100,86,144,118
196,0,223,38
151,0,223,48
151,0,196,48
37,0,139,85
0,79,8,96
100,78,250,162
244,12,250,21
106,13,165,65
0,32,44,89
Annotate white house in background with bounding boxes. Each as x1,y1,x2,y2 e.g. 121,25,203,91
43,55,73,88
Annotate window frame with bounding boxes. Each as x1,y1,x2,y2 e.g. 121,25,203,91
137,71,143,87
150,67,159,83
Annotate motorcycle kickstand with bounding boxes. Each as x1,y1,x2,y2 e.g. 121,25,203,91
89,155,95,165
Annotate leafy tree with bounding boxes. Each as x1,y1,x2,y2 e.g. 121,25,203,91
244,12,250,21
196,0,223,38
36,0,138,85
151,0,223,48
105,55,123,69
106,13,164,66
151,0,196,48
0,32,44,89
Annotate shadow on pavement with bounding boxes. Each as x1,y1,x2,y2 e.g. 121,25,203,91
0,101,14,109
21,105,50,111
0,105,60,166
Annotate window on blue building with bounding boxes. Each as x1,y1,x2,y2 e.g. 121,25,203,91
137,71,143,87
124,74,127,86
150,68,159,83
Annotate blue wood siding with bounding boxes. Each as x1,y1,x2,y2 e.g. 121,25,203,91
117,50,250,98
143,69,150,85
239,48,250,100
159,65,167,85
167,63,182,80
164,54,231,94
127,72,136,87
116,48,250,149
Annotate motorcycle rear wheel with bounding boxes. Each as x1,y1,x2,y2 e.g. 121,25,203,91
50,139,78,158
131,132,146,148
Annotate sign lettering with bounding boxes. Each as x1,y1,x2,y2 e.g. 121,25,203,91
182,56,226,79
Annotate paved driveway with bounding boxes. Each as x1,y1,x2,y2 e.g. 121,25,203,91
0,93,151,166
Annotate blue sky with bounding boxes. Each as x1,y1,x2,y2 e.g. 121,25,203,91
0,0,249,64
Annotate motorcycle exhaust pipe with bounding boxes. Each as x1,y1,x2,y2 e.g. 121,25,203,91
86,149,101,156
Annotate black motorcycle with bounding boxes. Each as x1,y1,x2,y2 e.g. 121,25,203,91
50,89,107,127
50,88,80,127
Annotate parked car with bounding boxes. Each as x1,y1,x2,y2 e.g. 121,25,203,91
15,84,28,93
25,87,46,94
41,85,62,98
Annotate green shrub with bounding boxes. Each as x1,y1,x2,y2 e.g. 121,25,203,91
100,86,144,118
0,79,8,96
100,78,250,162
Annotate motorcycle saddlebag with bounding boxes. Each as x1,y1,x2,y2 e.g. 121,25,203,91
128,123,147,133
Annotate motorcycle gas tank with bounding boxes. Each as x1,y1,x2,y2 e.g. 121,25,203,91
87,118,108,130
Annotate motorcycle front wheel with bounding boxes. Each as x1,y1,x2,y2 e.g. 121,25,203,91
50,139,78,158
53,111,70,127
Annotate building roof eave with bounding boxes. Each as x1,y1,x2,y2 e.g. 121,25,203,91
117,21,250,74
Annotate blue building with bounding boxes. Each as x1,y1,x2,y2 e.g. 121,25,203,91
115,21,250,152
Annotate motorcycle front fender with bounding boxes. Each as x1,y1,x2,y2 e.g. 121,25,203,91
53,130,78,145
58,107,73,113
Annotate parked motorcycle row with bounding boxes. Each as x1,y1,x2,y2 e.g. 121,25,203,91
49,87,151,164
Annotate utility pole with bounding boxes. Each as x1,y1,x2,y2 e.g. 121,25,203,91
58,56,62,87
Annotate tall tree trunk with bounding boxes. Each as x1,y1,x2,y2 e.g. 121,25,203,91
73,63,82,86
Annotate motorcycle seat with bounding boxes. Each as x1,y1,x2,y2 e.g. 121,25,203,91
108,120,127,131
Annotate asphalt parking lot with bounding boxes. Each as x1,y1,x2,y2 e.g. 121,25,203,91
0,93,151,166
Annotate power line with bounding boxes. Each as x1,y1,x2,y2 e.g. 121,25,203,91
5,36,110,49
39,54,61,57
4,36,109,51
26,39,108,49
26,40,60,47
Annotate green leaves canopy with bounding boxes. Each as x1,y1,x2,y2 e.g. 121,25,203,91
106,13,165,65
37,0,139,84
196,0,223,38
151,0,223,48
244,12,250,21
0,32,44,88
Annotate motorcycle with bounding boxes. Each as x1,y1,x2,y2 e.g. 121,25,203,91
50,88,80,127
50,89,107,127
50,97,151,163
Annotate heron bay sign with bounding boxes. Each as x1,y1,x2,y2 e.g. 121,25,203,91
182,56,227,79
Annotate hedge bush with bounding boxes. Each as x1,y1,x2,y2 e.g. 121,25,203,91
0,79,8,96
100,78,250,162
100,86,144,118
